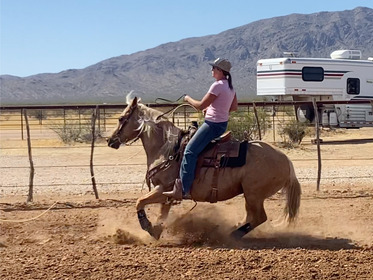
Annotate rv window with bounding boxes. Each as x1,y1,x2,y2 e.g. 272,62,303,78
302,67,324,82
347,78,360,95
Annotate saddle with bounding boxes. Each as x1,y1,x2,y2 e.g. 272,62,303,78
146,125,249,203
194,131,249,204
201,131,248,168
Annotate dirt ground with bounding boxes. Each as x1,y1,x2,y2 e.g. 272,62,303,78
1,127,373,279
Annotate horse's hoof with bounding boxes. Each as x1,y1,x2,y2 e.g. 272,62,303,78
230,229,246,240
230,222,252,240
150,224,163,240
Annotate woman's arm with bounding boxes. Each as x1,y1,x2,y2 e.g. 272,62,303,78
229,93,238,112
184,93,216,110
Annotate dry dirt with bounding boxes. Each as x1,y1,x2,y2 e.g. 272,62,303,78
1,128,373,279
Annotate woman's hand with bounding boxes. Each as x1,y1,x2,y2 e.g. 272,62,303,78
184,93,216,110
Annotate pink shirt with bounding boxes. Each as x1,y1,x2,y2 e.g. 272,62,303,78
205,80,235,123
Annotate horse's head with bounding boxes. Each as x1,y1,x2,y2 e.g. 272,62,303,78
107,96,145,149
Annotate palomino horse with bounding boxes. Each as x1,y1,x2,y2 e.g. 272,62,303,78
107,96,301,240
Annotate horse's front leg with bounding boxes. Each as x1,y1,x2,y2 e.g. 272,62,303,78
136,185,168,240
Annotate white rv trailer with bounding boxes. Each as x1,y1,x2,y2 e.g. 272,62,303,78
256,50,373,128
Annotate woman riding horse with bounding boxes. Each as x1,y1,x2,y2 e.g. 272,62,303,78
107,93,301,240
164,58,238,201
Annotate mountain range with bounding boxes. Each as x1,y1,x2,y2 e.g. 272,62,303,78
1,7,372,105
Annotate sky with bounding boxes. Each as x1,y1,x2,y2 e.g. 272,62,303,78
1,0,372,77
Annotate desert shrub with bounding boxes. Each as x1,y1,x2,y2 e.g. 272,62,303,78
227,108,270,141
50,120,100,144
29,109,47,124
279,120,309,146
282,105,296,116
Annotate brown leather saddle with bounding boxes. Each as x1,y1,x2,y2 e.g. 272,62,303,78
195,131,249,203
200,131,248,169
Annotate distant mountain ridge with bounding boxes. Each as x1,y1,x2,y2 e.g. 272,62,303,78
1,7,372,105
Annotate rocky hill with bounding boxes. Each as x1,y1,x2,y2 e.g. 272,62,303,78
1,7,372,105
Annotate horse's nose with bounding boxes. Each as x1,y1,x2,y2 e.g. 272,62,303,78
107,137,121,149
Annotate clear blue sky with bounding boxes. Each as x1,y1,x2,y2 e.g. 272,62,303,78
1,0,372,77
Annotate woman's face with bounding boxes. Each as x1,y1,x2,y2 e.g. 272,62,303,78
211,66,225,80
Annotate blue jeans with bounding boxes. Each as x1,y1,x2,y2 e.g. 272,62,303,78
180,120,227,194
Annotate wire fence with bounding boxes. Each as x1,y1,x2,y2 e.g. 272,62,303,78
1,102,372,200
0,103,299,143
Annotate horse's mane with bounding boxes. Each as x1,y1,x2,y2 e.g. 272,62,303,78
137,103,185,160
138,103,165,122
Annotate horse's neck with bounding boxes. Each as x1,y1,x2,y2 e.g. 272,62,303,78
139,106,182,166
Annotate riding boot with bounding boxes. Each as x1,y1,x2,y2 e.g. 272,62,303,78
163,179,183,201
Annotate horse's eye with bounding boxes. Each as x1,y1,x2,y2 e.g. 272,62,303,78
118,116,124,122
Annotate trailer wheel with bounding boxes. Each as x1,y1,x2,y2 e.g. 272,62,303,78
296,105,315,122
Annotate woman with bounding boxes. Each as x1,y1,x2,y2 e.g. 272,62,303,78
163,58,238,200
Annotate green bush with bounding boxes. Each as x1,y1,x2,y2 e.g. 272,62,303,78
279,120,309,145
227,108,270,141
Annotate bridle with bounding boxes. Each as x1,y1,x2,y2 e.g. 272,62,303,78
114,103,145,146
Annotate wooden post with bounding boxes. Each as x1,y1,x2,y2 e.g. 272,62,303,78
183,106,187,130
90,106,99,199
312,99,322,191
253,102,262,140
172,106,175,124
21,109,24,140
272,105,276,142
103,108,106,131
24,110,35,203
97,106,101,135
78,108,81,130
63,108,66,133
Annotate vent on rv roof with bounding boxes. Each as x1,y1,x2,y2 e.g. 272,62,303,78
330,50,361,60
368,57,373,61
283,52,298,57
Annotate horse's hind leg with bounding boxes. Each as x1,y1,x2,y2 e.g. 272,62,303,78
230,199,267,240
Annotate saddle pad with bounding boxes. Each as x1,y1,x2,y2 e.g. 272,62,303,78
220,140,249,167
202,141,249,168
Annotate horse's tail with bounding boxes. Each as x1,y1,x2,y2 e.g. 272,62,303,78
283,158,301,223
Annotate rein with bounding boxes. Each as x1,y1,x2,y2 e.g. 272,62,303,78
155,94,186,104
156,103,198,121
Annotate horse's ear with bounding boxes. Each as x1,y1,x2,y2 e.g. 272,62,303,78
126,90,135,105
132,97,138,107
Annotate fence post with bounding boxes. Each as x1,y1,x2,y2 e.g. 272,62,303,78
78,108,81,130
312,99,322,191
90,106,99,199
103,108,106,131
253,102,262,140
24,109,35,203
21,109,24,140
183,106,187,130
97,106,101,135
272,105,276,142
63,108,66,133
